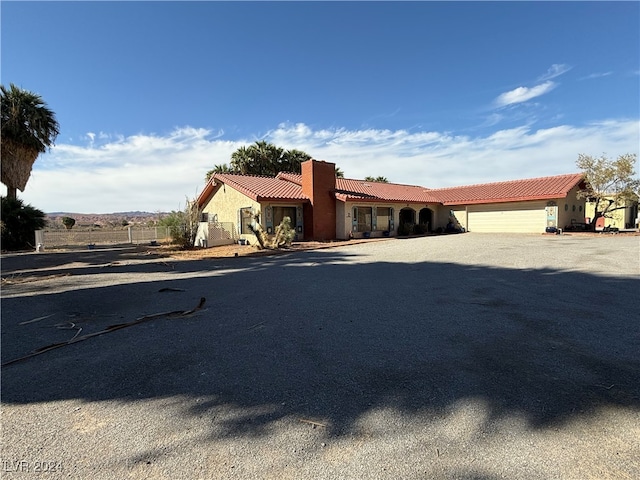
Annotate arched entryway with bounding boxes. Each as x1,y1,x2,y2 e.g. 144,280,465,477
419,208,433,232
399,207,416,235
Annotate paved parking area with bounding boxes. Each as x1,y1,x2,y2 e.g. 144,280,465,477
1,233,639,479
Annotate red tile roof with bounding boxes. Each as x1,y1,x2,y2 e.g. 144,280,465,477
334,178,441,203
429,173,585,205
275,172,302,184
275,173,441,203
212,173,308,202
197,170,585,208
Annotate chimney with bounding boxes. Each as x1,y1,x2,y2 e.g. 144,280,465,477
301,160,336,240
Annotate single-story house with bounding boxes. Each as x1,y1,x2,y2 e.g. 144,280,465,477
195,159,589,246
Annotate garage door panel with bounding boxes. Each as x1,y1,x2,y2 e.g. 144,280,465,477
468,202,546,233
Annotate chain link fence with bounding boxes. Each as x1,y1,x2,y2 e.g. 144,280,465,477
35,226,172,249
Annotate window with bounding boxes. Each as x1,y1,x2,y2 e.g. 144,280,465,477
272,206,297,229
201,212,218,223
239,207,253,234
356,207,372,232
376,207,391,231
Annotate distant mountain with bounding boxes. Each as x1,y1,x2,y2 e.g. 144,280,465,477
47,211,168,217
46,211,171,228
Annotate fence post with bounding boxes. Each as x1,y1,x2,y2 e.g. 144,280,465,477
128,226,133,244
35,230,44,251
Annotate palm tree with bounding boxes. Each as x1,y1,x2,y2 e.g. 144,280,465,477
0,196,47,250
282,148,312,173
1,84,60,200
252,141,284,176
229,141,312,176
230,145,252,175
205,164,232,181
364,176,389,183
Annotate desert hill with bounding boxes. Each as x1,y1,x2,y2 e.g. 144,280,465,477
46,211,170,229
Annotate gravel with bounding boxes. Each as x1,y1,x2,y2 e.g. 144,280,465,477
1,233,639,479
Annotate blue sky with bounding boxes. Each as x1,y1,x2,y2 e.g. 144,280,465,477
2,1,638,213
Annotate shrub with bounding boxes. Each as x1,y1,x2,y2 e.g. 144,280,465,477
61,216,76,229
1,196,47,251
398,222,415,236
414,223,428,235
158,200,199,249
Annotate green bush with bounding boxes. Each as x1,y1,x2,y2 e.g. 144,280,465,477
1,196,47,251
413,223,428,235
61,216,76,229
158,201,199,249
398,222,415,236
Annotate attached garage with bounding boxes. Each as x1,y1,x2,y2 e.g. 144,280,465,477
431,173,587,234
467,201,547,233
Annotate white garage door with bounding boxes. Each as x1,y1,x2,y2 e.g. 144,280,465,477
467,202,547,233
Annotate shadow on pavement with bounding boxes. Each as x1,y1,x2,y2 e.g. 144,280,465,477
2,247,639,444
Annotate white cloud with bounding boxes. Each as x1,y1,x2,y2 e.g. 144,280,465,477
492,64,571,111
494,81,557,108
3,120,638,213
7,128,245,213
538,64,572,81
581,72,613,80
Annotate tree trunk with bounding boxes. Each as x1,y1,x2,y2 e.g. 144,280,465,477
6,186,17,201
589,212,603,232
1,139,39,195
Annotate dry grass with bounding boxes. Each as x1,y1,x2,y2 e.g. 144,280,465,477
161,238,390,260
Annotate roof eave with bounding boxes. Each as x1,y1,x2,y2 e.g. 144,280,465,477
256,196,310,203
196,180,217,208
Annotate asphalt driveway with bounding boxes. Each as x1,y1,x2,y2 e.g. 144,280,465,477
1,233,639,479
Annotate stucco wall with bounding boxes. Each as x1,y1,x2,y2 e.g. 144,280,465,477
558,186,588,229
201,186,308,245
201,184,261,244
338,202,446,239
